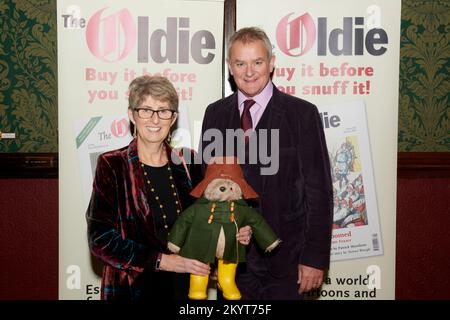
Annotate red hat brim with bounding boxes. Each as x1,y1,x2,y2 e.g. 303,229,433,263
190,158,258,199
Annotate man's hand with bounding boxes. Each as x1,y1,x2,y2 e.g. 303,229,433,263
297,264,324,294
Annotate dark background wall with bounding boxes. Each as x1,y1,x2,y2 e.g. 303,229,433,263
0,179,58,299
0,0,449,300
396,177,449,300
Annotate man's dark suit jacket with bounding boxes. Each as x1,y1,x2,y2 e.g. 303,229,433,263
200,84,333,277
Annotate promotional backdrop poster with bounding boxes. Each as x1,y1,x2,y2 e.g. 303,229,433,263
58,0,400,300
236,0,400,299
58,0,224,299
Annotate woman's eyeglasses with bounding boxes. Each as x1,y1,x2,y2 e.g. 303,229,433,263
134,108,176,120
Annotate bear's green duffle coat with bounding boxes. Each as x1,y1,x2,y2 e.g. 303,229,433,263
168,197,279,264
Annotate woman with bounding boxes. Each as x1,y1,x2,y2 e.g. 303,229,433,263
86,75,251,300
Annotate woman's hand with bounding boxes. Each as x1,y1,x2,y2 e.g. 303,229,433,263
237,225,252,245
160,253,210,275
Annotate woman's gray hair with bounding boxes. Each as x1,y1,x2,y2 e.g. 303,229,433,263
227,27,273,60
128,75,179,111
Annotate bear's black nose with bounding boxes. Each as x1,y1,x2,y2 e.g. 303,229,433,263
220,186,226,192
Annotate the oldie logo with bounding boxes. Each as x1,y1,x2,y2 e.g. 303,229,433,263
63,6,217,64
276,11,388,56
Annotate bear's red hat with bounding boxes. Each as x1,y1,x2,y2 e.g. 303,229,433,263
190,156,258,199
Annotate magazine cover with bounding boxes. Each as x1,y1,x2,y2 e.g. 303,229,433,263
318,100,383,261
74,115,132,204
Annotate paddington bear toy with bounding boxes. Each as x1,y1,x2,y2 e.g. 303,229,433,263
168,157,280,300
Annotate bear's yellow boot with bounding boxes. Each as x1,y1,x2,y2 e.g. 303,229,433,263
188,274,209,300
217,259,241,300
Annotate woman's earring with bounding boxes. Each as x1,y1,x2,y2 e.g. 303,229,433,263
167,131,172,143
133,125,137,138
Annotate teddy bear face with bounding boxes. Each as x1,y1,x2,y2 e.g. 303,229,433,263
204,178,242,202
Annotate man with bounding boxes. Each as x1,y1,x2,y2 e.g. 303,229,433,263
199,27,333,299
